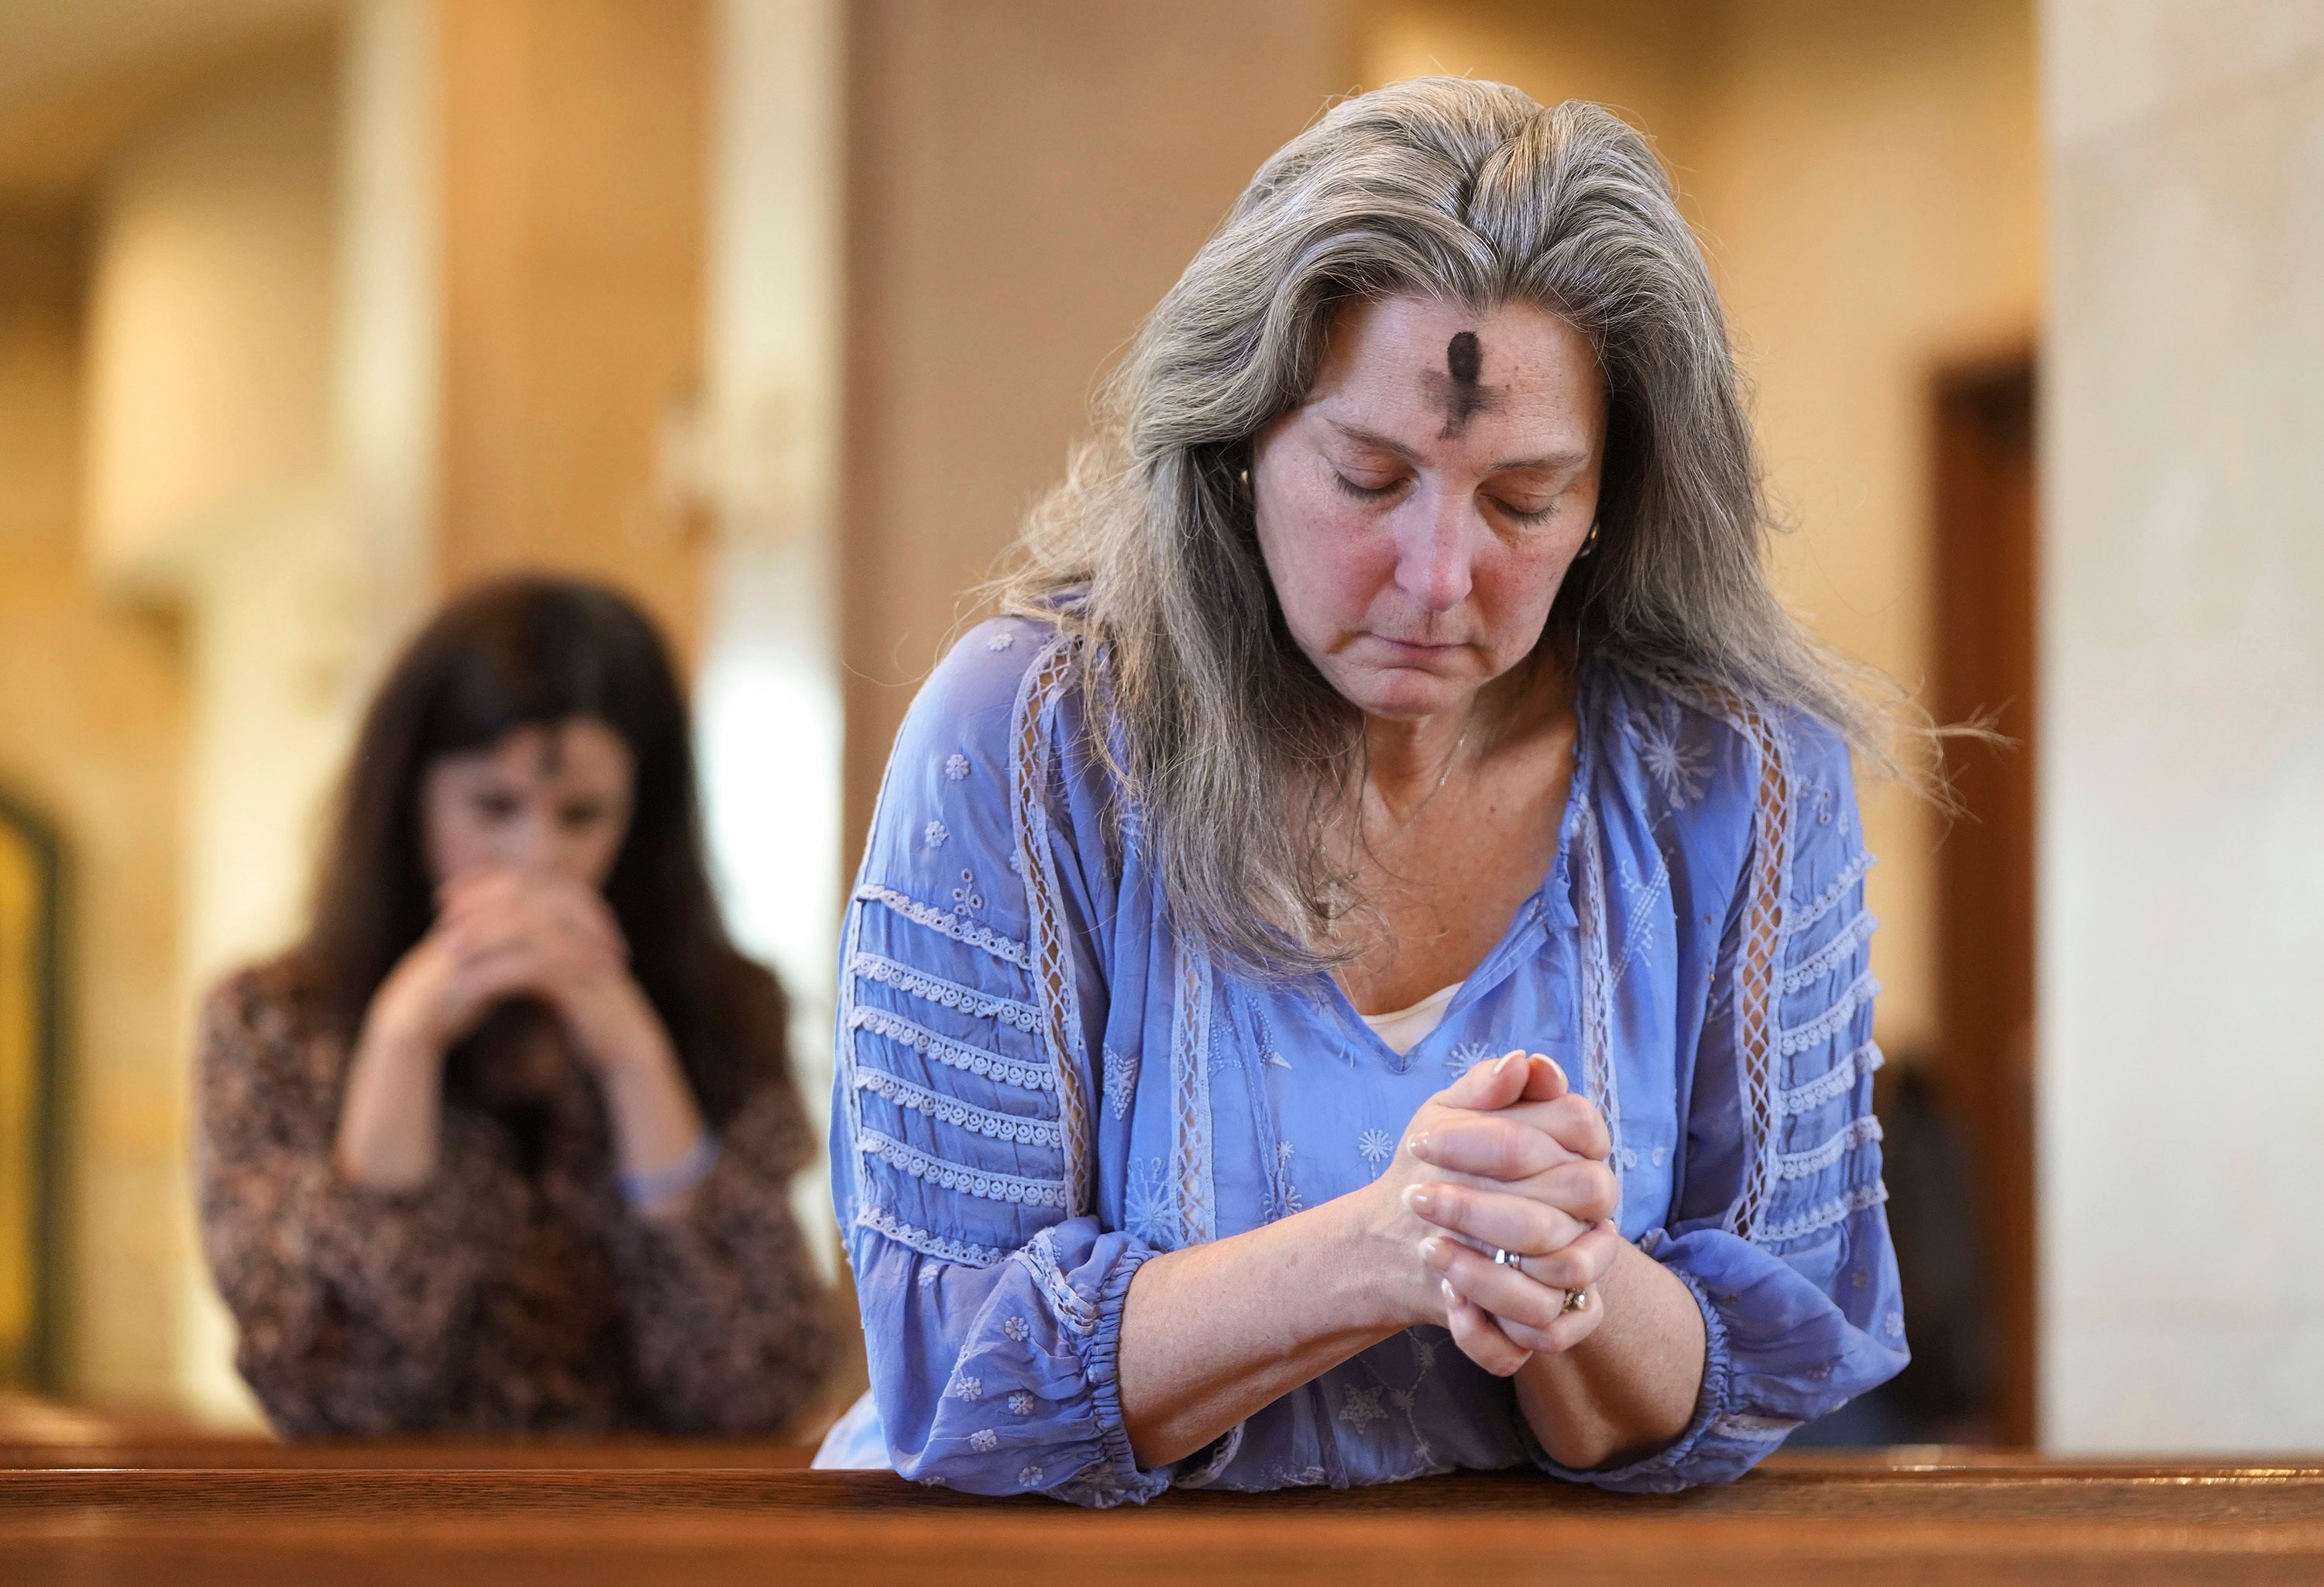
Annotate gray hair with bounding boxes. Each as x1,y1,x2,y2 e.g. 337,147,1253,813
998,77,1898,977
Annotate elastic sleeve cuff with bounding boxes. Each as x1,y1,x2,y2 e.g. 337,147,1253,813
1054,1242,1174,1505
618,1132,721,1209
1525,1250,1735,1494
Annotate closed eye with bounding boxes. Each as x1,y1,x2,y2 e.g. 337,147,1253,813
1332,472,1401,502
1493,497,1558,526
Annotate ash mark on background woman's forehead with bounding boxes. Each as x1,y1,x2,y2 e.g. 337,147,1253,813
1426,329,1503,439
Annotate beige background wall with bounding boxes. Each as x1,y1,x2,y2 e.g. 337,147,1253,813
839,0,1354,857
77,46,356,1421
0,209,190,1407
2040,0,2324,1450
438,0,713,666
1364,0,2042,1062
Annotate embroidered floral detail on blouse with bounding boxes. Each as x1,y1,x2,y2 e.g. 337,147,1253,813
1446,1041,1494,1078
1009,1391,1035,1415
1633,709,1709,809
1125,1156,1174,1249
1002,1315,1030,1343
951,869,984,915
1339,1386,1387,1430
944,753,971,781
1275,1140,1294,1163
1264,1050,1291,1069
1809,775,1837,827
1883,1311,1905,1339
1357,1129,1395,1171
970,1428,999,1453
1102,1043,1139,1121
1019,1464,1043,1486
986,631,1015,651
949,1372,984,1401
923,819,950,849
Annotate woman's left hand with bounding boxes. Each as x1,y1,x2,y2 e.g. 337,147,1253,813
1403,1056,1628,1375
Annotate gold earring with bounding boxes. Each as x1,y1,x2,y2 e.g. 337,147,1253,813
1579,520,1601,556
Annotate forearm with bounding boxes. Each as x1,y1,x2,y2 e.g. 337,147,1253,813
334,1029,447,1190
1513,1238,1707,1468
1119,1190,1411,1466
596,1028,709,1219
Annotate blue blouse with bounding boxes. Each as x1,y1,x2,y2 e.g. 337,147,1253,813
817,617,1906,1503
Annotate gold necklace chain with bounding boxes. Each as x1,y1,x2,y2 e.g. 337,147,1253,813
1369,702,1480,850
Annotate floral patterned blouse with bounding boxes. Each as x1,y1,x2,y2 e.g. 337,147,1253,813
196,960,834,1438
816,615,1906,1503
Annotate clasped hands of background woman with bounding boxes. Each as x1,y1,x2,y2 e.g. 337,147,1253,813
342,865,702,1202
1371,1053,1622,1378
373,867,666,1077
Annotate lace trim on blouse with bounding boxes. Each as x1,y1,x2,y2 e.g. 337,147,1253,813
857,1128,1071,1210
851,951,1041,1032
1779,1039,1884,1113
848,1005,1055,1092
856,1203,1006,1268
852,1066,1066,1149
855,884,1031,969
1013,636,1099,1217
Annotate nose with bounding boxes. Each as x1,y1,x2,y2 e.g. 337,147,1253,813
1392,486,1475,614
496,807,555,873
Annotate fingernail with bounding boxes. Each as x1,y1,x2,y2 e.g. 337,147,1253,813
1404,1187,1434,1215
1497,1055,1523,1078
1440,1278,1457,1305
1409,1132,1431,1159
1419,1236,1449,1267
1535,1054,1567,1084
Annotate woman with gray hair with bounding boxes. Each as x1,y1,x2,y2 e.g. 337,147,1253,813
816,77,1905,1501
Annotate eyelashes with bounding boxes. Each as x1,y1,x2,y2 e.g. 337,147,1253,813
1331,471,1398,502
1332,470,1558,527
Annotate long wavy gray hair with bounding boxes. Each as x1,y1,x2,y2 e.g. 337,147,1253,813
997,77,1893,977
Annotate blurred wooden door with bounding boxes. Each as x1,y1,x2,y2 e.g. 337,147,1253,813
0,796,61,1389
1931,356,2037,1446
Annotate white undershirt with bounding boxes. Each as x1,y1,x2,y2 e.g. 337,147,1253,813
1357,981,1464,1056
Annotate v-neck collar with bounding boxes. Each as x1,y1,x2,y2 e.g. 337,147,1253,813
1315,660,1600,1070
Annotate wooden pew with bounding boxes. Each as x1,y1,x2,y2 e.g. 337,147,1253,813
2,1441,2316,1585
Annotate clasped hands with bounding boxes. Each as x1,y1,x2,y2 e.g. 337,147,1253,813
372,866,664,1077
1373,1052,1622,1376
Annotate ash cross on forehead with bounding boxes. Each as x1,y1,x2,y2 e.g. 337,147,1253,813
1426,330,1504,439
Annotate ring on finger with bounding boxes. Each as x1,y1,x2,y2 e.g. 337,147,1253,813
1561,1286,1590,1314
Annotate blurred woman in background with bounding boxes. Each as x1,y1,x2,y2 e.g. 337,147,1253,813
198,575,832,1437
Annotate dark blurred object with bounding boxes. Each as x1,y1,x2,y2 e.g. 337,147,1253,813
1790,1056,1996,1446
1929,356,2039,1444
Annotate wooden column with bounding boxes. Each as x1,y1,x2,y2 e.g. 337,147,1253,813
839,0,1351,863
438,0,710,667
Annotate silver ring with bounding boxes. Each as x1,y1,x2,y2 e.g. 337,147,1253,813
1491,1247,1522,1268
